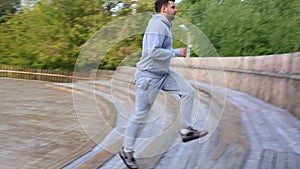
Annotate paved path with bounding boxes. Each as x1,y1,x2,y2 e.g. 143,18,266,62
0,78,114,169
95,81,300,169
59,78,249,169
1,77,299,169
100,93,210,169
60,79,183,169
225,87,300,169
195,83,300,169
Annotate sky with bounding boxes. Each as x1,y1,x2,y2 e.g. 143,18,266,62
175,0,183,4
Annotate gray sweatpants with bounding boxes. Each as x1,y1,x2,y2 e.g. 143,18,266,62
124,70,195,150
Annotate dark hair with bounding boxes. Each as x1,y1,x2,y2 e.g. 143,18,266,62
155,0,175,13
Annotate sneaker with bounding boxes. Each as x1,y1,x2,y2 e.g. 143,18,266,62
119,147,138,169
180,127,208,143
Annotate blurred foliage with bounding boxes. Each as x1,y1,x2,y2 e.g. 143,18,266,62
0,0,111,70
0,0,299,71
179,0,300,56
100,34,143,70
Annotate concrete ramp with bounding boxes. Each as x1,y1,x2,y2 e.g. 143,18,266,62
59,66,250,169
57,66,299,169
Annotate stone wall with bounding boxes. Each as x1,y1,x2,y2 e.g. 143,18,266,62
171,52,300,118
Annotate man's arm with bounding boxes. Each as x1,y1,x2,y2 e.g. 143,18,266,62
143,34,185,60
143,32,176,60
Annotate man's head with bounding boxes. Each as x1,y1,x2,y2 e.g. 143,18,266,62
155,0,177,21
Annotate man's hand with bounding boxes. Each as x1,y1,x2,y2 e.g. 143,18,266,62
179,48,186,57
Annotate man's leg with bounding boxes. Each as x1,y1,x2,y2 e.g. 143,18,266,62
162,71,208,142
121,86,159,169
162,71,195,128
124,87,159,150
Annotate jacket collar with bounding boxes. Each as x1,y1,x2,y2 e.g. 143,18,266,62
152,14,172,29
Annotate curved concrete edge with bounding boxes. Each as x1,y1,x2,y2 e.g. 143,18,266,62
96,80,251,169
48,82,118,169
192,82,249,143
51,71,250,168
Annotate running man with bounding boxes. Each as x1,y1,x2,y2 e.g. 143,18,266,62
119,1,208,168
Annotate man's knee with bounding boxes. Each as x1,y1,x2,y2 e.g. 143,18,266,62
188,88,195,99
184,84,195,97
130,109,150,123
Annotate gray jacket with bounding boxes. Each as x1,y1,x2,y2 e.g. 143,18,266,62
136,14,180,75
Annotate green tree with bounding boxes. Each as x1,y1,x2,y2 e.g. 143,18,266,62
1,0,299,71
179,0,300,56
0,0,111,70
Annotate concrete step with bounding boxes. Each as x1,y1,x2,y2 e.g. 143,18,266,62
61,77,181,168
154,82,249,169
256,149,300,169
60,67,250,169
194,81,300,169
97,78,250,169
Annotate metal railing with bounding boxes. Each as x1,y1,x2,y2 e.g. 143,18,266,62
0,65,114,82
